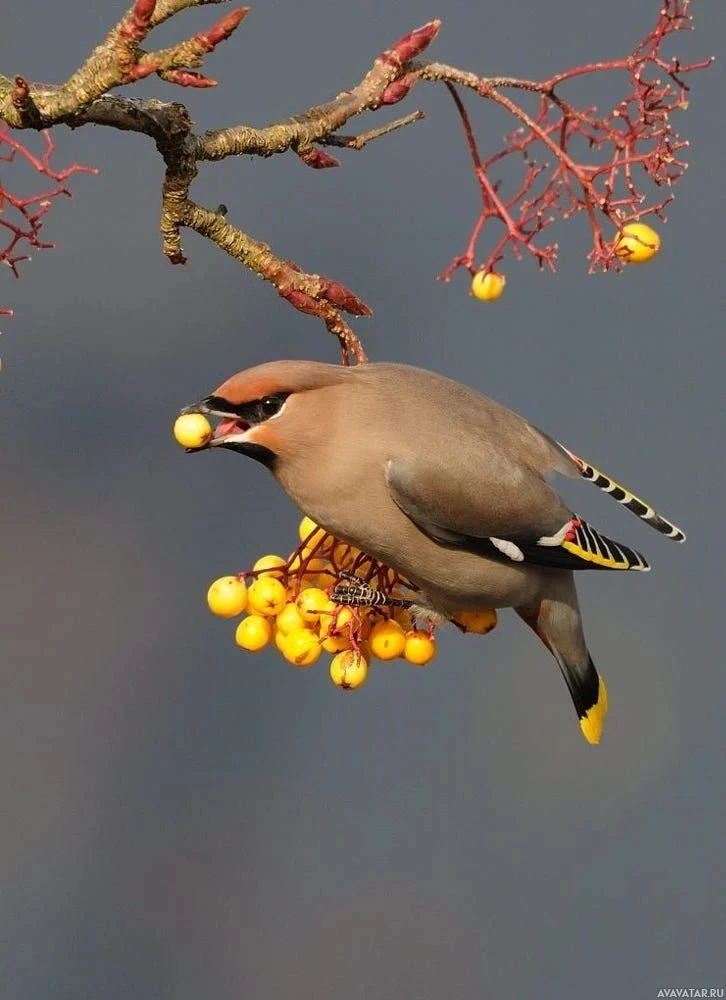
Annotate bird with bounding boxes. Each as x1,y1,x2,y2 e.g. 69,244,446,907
182,360,685,744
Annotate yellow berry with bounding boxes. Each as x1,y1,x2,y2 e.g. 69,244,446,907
615,222,660,264
322,603,373,639
246,577,287,617
319,600,348,633
321,631,353,654
332,542,361,569
274,625,287,654
282,628,322,667
295,587,331,624
368,619,407,661
173,412,213,449
298,516,326,547
235,615,272,652
287,552,304,574
471,271,506,302
207,576,248,618
454,608,498,635
302,558,337,589
276,602,307,636
320,604,365,650
329,649,369,690
404,630,436,666
252,554,287,579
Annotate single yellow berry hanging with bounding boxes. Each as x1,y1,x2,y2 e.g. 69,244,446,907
403,630,437,666
282,628,322,667
173,412,212,449
252,554,287,579
298,515,326,548
368,619,407,661
303,558,337,589
235,615,273,651
274,626,288,654
471,271,506,302
207,576,248,618
614,222,660,264
330,649,369,690
276,602,307,636
295,587,331,624
247,577,287,617
453,609,498,634
321,630,354,654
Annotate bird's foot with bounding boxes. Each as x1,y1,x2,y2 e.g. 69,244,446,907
331,572,413,609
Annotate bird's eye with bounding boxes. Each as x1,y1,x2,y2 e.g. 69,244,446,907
258,394,287,419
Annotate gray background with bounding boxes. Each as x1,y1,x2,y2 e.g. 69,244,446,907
2,2,725,997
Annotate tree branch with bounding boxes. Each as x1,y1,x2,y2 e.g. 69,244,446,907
321,111,425,151
0,0,712,353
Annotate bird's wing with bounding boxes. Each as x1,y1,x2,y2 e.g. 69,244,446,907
555,443,686,542
385,456,649,572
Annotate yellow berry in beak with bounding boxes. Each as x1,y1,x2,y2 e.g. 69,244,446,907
614,222,660,264
174,412,212,449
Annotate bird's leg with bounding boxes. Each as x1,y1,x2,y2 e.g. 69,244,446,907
331,572,413,609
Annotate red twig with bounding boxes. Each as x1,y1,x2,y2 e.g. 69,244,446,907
0,126,96,315
439,0,713,280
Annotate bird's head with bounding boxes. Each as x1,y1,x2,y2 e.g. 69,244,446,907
181,359,352,467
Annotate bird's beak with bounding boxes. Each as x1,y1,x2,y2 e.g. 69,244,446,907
179,396,252,453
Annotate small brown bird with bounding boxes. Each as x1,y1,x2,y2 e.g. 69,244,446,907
183,360,685,744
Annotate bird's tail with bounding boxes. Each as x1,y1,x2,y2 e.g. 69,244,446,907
517,578,608,745
558,444,686,543
556,651,608,745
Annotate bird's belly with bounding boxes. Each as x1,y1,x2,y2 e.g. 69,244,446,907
397,545,547,613
281,477,548,613
328,514,545,613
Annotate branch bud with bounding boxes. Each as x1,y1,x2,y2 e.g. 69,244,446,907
12,77,31,111
319,278,372,316
162,69,217,88
379,20,441,68
296,146,340,169
121,0,157,41
279,288,322,316
127,62,159,82
380,73,417,106
197,8,250,53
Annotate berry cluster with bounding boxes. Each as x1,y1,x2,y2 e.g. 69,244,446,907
205,514,498,691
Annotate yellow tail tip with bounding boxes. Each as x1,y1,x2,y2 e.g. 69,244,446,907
579,676,608,745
